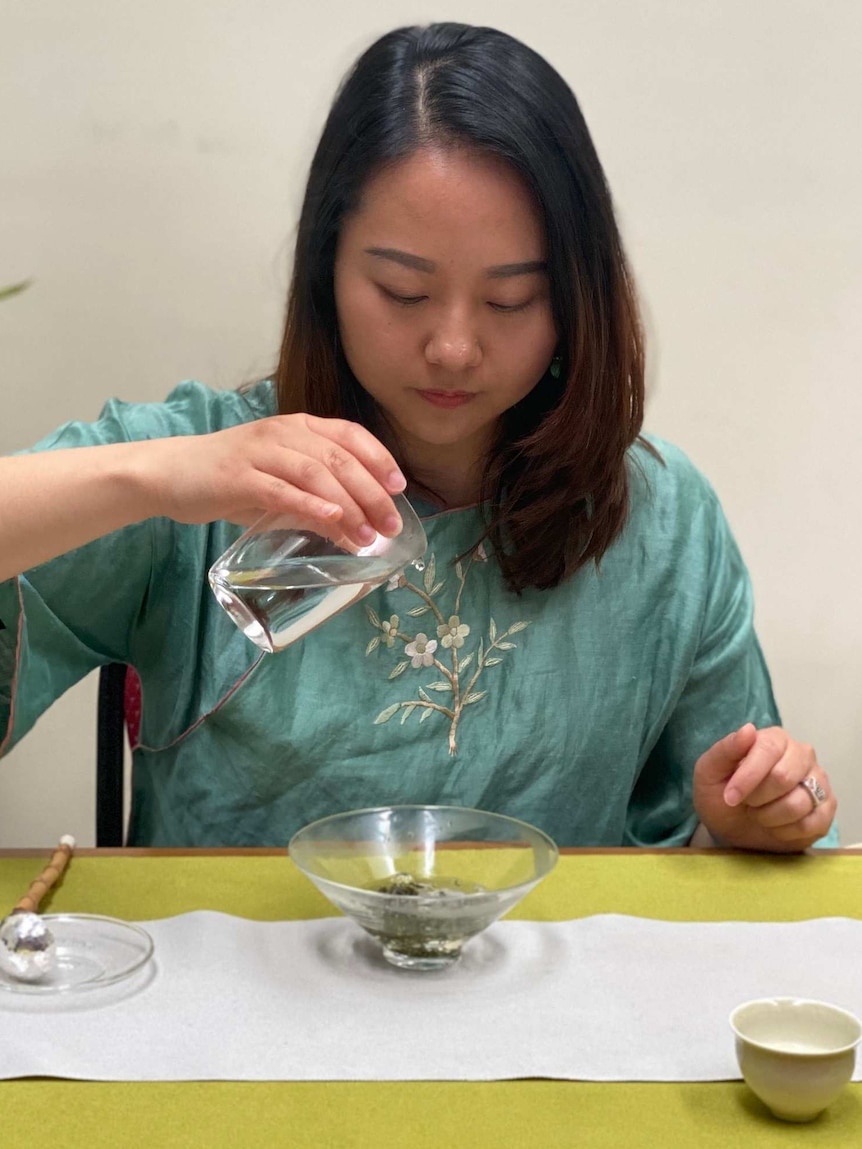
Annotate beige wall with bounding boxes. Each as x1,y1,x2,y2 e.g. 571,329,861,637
1,1,860,846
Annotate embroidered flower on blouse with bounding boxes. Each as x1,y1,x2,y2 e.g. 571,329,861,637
366,550,530,754
404,633,437,668
437,615,470,650
380,615,400,647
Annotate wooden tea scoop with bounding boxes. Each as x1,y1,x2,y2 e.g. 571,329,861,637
0,835,75,982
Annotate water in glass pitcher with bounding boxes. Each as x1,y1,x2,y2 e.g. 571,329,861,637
209,494,428,653
209,533,423,653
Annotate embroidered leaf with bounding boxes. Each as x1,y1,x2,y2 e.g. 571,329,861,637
424,681,452,692
423,554,436,594
366,606,381,629
374,704,400,725
484,657,503,667
430,581,445,596
400,703,417,725
478,637,485,665
508,620,530,633
489,618,497,643
420,707,435,723
407,604,431,617
457,652,475,674
365,636,380,656
455,560,464,581
389,661,409,680
497,642,516,651
418,687,433,703
464,691,487,706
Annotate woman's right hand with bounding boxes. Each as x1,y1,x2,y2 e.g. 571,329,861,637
141,413,407,547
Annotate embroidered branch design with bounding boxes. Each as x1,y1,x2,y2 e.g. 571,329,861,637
366,547,529,755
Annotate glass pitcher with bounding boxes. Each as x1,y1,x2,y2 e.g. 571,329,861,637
208,493,427,653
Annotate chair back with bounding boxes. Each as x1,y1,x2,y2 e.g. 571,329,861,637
96,663,127,846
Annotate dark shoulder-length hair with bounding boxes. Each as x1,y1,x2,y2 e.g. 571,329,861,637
274,22,647,593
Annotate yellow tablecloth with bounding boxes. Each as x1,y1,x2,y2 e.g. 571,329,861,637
1,850,860,1148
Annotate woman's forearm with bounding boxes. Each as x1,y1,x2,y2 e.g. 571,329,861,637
0,414,410,585
0,443,158,582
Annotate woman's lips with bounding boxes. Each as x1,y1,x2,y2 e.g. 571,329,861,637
416,389,476,409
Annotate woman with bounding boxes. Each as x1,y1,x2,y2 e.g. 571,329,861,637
0,24,836,848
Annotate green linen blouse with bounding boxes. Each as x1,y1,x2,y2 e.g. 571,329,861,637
2,380,832,848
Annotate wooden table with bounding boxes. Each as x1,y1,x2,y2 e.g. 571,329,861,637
1,847,859,1148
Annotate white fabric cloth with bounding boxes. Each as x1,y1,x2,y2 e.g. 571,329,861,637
1,912,860,1082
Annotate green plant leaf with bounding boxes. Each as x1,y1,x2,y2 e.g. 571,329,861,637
388,661,409,680
464,691,487,706
497,642,515,651
407,604,430,617
365,636,380,656
0,279,32,302
418,687,432,704
420,707,434,723
489,618,497,643
457,652,474,674
366,606,381,629
484,657,503,666
424,681,452,692
430,581,445,596
400,703,416,725
508,620,530,633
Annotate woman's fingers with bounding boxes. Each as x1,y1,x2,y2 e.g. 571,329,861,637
694,725,837,852
739,741,818,809
750,767,832,828
252,453,373,545
748,766,836,845
148,414,408,543
291,420,405,538
246,473,346,528
726,732,836,842
256,452,394,548
253,418,403,543
306,415,406,495
721,728,790,807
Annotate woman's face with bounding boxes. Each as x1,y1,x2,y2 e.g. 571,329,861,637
334,147,557,461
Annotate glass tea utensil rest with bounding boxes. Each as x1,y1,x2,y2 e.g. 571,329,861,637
208,493,427,653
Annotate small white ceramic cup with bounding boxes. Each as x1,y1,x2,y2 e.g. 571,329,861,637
730,997,861,1122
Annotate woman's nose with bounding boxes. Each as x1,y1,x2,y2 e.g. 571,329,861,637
424,317,483,371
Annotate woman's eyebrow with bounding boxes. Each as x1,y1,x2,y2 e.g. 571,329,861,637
485,260,547,279
365,247,435,273
364,248,547,279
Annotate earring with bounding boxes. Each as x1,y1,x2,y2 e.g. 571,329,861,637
549,355,562,380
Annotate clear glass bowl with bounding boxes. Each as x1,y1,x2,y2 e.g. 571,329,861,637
289,805,559,971
209,493,427,653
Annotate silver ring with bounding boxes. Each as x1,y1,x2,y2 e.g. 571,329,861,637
799,775,827,810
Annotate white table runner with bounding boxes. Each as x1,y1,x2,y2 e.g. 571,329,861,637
2,912,860,1082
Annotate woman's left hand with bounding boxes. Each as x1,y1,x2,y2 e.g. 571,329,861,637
692,724,836,852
